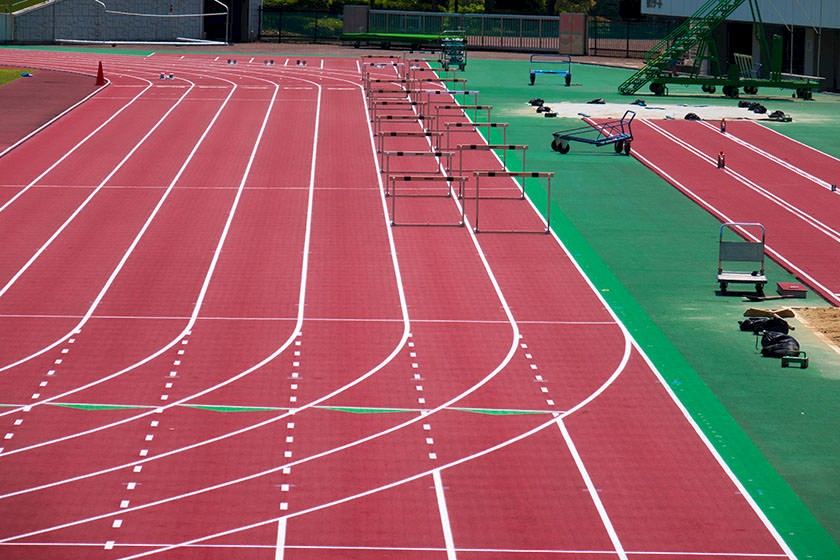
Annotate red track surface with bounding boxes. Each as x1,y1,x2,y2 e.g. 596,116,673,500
0,50,792,559
631,118,840,305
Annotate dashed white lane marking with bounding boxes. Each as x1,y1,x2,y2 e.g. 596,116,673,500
278,332,302,550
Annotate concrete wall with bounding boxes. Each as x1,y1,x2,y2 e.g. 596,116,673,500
12,0,216,43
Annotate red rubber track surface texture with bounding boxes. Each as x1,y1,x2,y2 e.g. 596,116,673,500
0,50,791,560
632,118,840,305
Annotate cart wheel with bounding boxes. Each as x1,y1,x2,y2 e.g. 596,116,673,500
529,72,535,85
551,138,570,154
614,140,624,153
624,141,632,155
723,85,739,98
565,73,571,87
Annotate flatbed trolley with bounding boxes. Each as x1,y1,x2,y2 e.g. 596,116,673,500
529,54,572,86
550,110,635,155
717,222,767,295
439,30,467,71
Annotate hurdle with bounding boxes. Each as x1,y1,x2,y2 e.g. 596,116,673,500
364,77,412,98
433,104,493,128
471,171,554,234
389,175,467,227
401,52,439,77
366,87,410,109
369,99,420,122
456,144,528,195
376,130,444,155
417,89,479,116
373,114,435,134
444,122,508,150
381,150,455,195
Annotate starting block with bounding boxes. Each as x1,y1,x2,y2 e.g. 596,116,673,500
781,351,809,369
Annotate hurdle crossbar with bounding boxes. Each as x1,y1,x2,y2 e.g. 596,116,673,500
472,171,554,233
374,114,435,134
377,130,444,154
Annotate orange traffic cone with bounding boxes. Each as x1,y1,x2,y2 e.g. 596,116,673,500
95,61,105,86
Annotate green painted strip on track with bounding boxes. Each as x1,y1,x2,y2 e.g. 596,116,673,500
185,404,284,413
51,403,150,411
454,407,546,416
322,406,414,414
464,58,840,557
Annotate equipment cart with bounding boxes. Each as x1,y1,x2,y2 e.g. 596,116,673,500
550,110,635,154
529,54,572,86
439,30,467,71
716,222,767,295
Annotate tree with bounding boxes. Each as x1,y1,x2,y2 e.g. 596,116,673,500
551,0,595,14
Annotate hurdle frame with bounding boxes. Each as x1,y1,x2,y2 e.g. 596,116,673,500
433,104,493,129
444,122,508,151
457,144,529,195
471,171,554,234
381,150,455,195
389,174,467,227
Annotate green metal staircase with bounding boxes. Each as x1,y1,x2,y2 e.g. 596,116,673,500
618,0,745,95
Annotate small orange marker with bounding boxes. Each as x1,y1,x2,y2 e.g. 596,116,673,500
95,61,105,86
717,151,726,169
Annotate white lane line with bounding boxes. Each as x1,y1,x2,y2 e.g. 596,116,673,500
0,76,208,376
698,120,835,192
433,469,457,560
99,334,632,560
0,78,111,159
0,72,245,420
640,119,840,242
555,417,627,559
274,518,287,560
633,123,840,307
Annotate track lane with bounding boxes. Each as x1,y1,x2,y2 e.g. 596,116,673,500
633,118,840,304
0,52,799,559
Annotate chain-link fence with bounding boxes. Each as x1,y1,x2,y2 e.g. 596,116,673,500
588,19,675,58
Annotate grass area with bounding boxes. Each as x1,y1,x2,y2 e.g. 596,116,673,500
1,0,45,13
0,67,29,86
463,58,840,557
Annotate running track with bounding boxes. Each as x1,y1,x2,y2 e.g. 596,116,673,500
0,50,793,559
630,118,840,306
